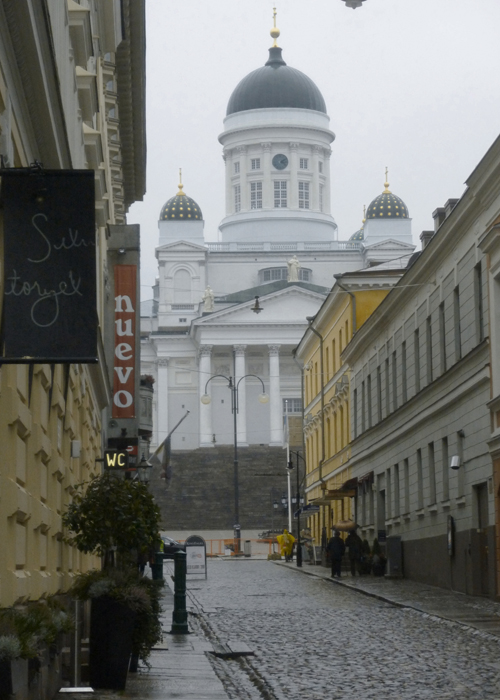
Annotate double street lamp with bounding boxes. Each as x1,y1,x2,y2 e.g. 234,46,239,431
201,373,268,553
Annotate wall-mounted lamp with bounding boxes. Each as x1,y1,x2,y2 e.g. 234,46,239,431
118,247,126,255
450,455,461,470
138,454,152,483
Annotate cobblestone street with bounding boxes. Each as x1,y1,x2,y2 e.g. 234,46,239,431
166,559,500,700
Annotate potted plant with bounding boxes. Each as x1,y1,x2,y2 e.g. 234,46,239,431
0,600,72,700
63,473,162,690
0,635,22,700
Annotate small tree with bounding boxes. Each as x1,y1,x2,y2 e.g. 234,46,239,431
63,473,161,567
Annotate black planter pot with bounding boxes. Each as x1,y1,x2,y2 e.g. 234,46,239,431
129,653,139,673
89,597,137,690
0,659,13,700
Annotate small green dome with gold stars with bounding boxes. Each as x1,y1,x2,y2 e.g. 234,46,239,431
366,173,409,221
160,174,203,222
349,228,364,242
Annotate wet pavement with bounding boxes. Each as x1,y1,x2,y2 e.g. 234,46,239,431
56,557,500,700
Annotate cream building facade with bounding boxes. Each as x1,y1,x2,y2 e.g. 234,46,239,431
295,258,408,546
0,0,146,608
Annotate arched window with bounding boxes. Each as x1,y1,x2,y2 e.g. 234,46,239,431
173,269,191,304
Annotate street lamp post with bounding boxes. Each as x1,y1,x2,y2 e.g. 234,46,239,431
201,373,268,554
288,450,306,568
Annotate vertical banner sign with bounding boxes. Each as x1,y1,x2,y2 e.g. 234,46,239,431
1,169,97,362
113,265,137,418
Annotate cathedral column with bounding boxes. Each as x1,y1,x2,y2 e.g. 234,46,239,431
157,358,169,448
268,345,282,445
224,151,232,216
289,143,299,210
262,142,272,209
324,147,332,216
237,146,249,211
311,145,321,211
199,345,213,446
234,345,248,446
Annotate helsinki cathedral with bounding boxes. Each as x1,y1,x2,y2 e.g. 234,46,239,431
140,16,414,453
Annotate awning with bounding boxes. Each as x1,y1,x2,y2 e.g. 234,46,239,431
340,476,359,491
310,489,356,506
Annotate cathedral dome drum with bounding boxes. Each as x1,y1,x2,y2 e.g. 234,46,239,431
226,46,327,116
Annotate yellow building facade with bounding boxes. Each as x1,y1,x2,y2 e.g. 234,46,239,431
295,267,404,546
0,1,145,608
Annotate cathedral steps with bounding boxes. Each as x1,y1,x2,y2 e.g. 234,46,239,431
148,445,299,532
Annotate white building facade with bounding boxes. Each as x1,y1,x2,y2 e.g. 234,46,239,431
344,138,500,595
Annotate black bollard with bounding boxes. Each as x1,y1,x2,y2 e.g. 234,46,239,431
170,550,189,634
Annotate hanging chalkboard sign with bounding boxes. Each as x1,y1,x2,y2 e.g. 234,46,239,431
1,167,97,363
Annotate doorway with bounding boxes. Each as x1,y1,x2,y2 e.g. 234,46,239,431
473,482,489,596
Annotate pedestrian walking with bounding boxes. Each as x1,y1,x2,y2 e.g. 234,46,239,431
345,528,363,576
326,530,345,577
277,529,295,562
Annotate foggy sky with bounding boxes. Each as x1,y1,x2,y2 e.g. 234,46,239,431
129,0,500,300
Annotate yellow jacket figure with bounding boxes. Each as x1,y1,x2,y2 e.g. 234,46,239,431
277,529,295,562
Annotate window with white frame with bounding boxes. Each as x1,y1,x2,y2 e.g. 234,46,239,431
274,180,287,208
319,161,323,173
319,185,324,212
234,162,240,174
250,158,261,170
298,181,310,209
299,158,308,170
283,398,302,413
250,181,262,209
234,184,241,212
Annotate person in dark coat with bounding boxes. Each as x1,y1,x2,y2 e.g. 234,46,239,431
345,528,363,576
326,531,345,578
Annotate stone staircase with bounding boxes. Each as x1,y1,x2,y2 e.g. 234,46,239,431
149,446,298,531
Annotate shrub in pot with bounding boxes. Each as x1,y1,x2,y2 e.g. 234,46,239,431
63,473,162,689
0,600,72,699
0,635,22,700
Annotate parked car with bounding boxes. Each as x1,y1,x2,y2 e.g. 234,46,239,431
162,536,185,559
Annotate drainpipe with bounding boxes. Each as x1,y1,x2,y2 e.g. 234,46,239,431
292,351,307,461
306,317,325,486
334,274,356,334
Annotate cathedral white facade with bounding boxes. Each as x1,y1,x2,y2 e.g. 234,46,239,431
140,29,415,453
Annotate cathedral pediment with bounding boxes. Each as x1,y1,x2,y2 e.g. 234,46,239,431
363,238,415,251
156,240,207,254
193,285,327,328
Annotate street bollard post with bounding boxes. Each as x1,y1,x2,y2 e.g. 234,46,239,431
170,550,189,634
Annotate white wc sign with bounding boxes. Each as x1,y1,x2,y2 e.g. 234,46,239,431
185,535,207,579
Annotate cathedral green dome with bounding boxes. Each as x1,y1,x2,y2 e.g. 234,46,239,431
160,182,203,221
366,179,409,220
226,47,327,116
349,228,364,242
